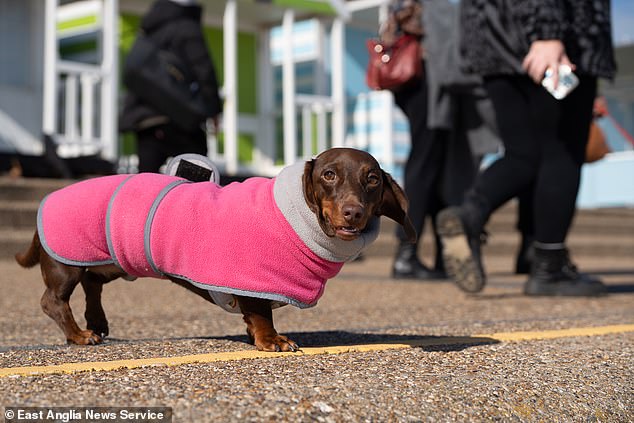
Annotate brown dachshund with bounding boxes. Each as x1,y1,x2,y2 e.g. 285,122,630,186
15,148,416,352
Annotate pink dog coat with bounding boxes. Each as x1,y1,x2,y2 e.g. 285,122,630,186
37,162,380,310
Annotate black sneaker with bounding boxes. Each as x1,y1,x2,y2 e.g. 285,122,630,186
437,207,486,293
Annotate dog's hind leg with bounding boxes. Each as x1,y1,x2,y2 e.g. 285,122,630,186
80,272,112,339
80,266,129,339
39,253,102,345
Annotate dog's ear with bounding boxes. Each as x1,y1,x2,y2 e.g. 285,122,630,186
377,171,417,243
302,159,320,214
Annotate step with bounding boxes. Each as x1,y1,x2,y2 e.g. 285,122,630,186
369,210,634,259
0,201,39,229
3,231,631,262
2,217,632,261
0,177,71,202
480,207,634,235
2,198,632,237
0,228,34,260
364,230,634,258
3,176,631,232
1,178,632,260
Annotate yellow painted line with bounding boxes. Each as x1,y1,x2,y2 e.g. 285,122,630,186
1,324,632,378
476,324,634,342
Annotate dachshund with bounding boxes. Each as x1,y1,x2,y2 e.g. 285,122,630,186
15,148,416,352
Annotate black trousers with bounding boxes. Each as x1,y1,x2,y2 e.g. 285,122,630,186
393,72,448,245
136,123,207,173
476,75,597,243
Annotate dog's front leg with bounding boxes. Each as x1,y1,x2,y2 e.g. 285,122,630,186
236,296,299,352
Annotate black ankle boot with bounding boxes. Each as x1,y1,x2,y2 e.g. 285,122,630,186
524,245,606,296
515,234,535,274
437,192,490,293
392,244,447,280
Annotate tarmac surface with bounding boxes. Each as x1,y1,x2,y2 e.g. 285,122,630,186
1,205,633,422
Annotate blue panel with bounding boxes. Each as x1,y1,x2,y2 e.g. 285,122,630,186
577,154,634,208
344,27,376,98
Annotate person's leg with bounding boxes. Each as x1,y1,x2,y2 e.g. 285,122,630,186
161,124,208,159
137,123,208,174
515,185,535,274
429,195,446,274
470,77,545,211
525,75,605,296
434,95,484,275
392,72,447,279
136,126,170,173
532,76,596,243
438,76,541,292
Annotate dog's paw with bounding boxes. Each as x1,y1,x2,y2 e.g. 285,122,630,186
67,330,103,346
255,334,300,352
86,322,109,339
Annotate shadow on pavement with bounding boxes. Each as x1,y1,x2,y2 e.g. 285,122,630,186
0,332,499,354
589,268,634,276
220,331,500,352
606,284,634,293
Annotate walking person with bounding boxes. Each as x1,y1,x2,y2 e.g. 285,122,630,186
378,0,448,279
384,0,499,280
120,0,221,173
437,0,617,296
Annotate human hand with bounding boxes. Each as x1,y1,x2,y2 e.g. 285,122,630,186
522,40,573,87
212,116,220,134
593,96,608,117
206,116,220,135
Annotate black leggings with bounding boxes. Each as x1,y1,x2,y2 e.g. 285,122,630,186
393,69,448,245
475,75,596,244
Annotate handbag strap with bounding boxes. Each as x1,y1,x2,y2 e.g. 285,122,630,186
605,114,634,147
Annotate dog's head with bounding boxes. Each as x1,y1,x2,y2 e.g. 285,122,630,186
302,148,416,243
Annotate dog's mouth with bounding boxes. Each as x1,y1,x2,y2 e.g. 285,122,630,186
335,225,361,240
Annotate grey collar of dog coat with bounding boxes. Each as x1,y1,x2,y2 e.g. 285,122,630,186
273,160,380,263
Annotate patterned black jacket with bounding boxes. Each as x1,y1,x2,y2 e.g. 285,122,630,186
120,0,221,132
460,0,616,79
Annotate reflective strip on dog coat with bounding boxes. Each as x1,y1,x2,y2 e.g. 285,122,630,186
37,162,380,309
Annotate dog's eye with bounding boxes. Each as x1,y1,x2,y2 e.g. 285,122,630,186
322,170,336,182
367,172,381,186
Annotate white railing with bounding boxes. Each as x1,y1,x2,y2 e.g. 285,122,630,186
204,93,335,178
43,0,118,161
56,60,105,157
296,94,335,159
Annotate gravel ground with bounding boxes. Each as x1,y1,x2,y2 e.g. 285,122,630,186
1,231,633,422
1,335,632,422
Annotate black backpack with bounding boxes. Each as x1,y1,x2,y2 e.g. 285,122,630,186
123,32,211,132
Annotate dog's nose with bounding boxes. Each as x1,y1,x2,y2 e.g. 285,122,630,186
343,204,365,223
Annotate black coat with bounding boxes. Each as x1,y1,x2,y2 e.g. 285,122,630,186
120,0,221,132
459,0,616,79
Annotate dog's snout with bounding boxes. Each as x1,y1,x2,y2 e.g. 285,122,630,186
343,204,365,223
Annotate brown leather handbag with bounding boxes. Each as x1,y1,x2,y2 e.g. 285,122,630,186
366,34,423,91
585,120,610,163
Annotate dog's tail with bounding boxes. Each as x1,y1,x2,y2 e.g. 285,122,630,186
15,231,41,268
